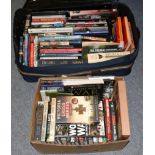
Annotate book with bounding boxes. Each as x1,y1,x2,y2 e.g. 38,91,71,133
28,27,73,34
104,98,112,141
46,98,57,142
39,53,82,58
56,96,97,124
110,101,117,141
70,9,117,17
115,17,124,49
82,36,107,42
40,56,80,60
24,14,31,30
31,23,64,28
38,35,82,42
55,123,89,137
34,36,39,67
39,48,82,54
34,101,44,140
41,100,49,142
32,15,67,19
23,33,29,66
32,18,65,23
19,36,23,63
87,51,130,63
29,35,35,67
40,40,82,47
82,41,120,47
122,16,132,51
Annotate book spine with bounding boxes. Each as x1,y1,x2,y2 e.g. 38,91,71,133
38,35,82,42
32,18,65,23
40,56,79,60
28,27,73,34
47,98,57,142
31,21,64,25
35,101,44,140
19,36,23,63
115,17,124,49
87,52,130,63
82,36,107,42
31,23,64,28
73,31,108,35
24,14,31,30
98,100,106,137
40,48,82,54
110,101,117,141
70,9,116,17
104,98,112,141
23,33,29,66
39,53,82,57
32,15,66,19
41,100,49,142
29,35,35,67
34,36,39,67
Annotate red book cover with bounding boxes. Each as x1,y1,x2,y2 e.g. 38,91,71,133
29,35,35,67
32,18,65,23
40,48,82,54
115,17,124,49
103,98,112,141
122,16,131,51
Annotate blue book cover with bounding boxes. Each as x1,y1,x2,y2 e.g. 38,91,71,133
24,33,29,66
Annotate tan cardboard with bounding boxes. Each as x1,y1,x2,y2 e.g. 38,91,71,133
29,77,130,153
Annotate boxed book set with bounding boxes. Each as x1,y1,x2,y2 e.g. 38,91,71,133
13,0,140,153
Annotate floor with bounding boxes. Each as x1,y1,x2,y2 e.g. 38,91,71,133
11,0,143,154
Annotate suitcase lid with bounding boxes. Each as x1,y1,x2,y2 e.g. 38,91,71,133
23,0,119,11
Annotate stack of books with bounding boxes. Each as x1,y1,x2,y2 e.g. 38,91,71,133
18,9,135,67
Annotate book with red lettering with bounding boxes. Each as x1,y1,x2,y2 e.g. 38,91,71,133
29,35,35,67
56,96,97,124
104,98,112,141
40,48,82,54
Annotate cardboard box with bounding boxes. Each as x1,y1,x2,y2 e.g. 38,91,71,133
29,77,130,154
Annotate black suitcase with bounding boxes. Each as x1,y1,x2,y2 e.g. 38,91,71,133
13,0,140,82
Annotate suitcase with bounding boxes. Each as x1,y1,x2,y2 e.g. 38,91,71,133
13,0,140,82
13,0,140,153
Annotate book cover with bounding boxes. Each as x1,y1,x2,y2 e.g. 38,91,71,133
29,35,35,67
38,35,82,42
55,123,89,137
41,100,49,142
122,16,132,51
28,27,73,34
23,33,29,66
115,17,124,49
56,96,97,124
46,98,57,142
34,101,44,140
39,48,82,54
104,98,112,141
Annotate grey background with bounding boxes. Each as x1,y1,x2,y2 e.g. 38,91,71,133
11,0,143,154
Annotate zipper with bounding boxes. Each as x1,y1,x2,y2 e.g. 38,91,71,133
17,63,133,77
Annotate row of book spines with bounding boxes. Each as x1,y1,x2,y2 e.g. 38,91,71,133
115,16,135,52
35,98,117,143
